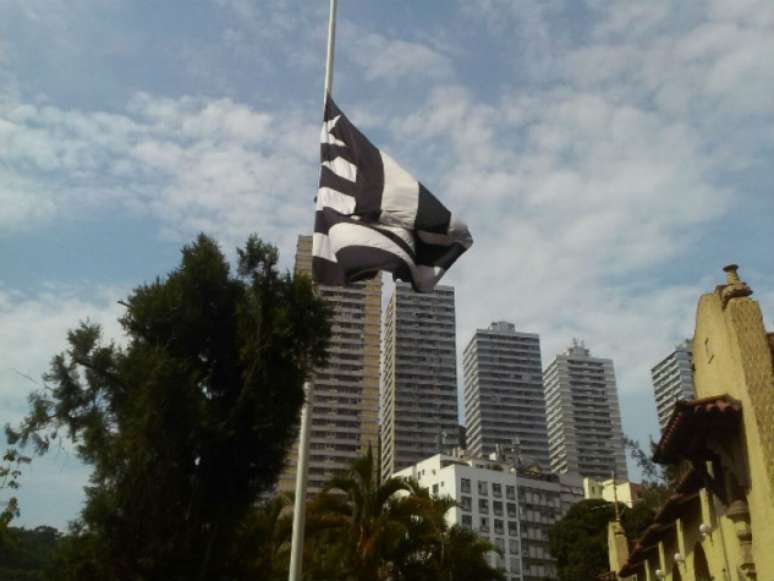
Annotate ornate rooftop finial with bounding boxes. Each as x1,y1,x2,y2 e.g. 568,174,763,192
724,264,741,284
720,264,753,308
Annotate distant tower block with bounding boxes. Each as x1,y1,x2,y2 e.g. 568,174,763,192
544,342,628,481
277,235,381,495
651,341,694,431
463,321,551,469
381,282,459,479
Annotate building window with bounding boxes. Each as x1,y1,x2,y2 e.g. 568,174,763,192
432,483,439,496
480,517,489,532
506,485,515,500
494,537,505,552
494,519,504,535
508,521,518,535
461,478,471,493
478,480,489,496
510,557,521,574
507,503,517,518
461,514,472,528
479,498,489,514
460,496,472,511
493,501,503,516
509,538,519,554
492,483,502,498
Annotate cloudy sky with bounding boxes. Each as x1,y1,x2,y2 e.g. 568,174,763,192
2,0,773,530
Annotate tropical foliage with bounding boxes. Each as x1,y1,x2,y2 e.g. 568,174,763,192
301,448,504,581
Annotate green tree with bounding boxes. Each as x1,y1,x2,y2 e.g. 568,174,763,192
5,234,330,580
0,525,59,580
227,493,293,581
436,525,506,581
1,449,30,550
548,499,618,581
624,436,678,505
549,497,659,581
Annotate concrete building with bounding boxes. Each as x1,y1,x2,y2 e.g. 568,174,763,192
583,477,643,508
615,265,774,581
277,235,381,494
651,340,695,431
396,450,584,581
381,282,459,479
463,322,551,468
543,341,628,481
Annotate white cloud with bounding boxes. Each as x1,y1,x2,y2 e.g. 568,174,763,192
0,286,125,411
381,0,773,451
0,285,126,529
342,24,454,82
2,0,772,479
0,93,319,253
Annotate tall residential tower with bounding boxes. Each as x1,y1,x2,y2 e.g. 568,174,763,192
278,235,381,494
543,341,628,481
650,340,694,430
381,282,459,479
463,322,550,468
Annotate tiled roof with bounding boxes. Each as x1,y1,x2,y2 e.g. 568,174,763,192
653,395,741,464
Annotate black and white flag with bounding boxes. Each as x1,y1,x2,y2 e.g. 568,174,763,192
313,97,473,292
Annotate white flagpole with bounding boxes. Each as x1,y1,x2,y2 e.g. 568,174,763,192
287,381,313,581
323,0,337,98
287,2,337,581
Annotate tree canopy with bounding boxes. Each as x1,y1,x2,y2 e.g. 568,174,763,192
5,234,330,580
0,525,59,581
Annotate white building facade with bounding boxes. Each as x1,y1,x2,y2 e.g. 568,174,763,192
582,477,642,508
396,452,580,581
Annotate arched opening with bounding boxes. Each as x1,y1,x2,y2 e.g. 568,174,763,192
672,564,682,581
694,543,712,581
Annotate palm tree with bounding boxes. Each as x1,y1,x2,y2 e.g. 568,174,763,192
230,493,293,581
435,525,505,581
302,449,505,581
304,446,420,580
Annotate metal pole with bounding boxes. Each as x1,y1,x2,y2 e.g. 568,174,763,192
287,3,337,580
288,381,314,581
511,439,525,581
323,0,337,99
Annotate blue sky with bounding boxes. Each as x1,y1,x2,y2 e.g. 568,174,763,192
2,0,773,530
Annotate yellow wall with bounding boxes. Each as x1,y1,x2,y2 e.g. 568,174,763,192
691,277,774,580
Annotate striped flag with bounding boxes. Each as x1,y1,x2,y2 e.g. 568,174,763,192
312,97,473,292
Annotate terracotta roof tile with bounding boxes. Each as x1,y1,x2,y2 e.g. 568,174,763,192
653,395,741,464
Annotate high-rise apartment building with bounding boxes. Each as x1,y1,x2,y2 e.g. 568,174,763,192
650,340,694,430
381,282,459,479
463,322,550,468
277,235,381,494
543,341,628,481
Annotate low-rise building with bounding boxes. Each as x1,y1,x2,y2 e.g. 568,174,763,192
395,450,583,581
583,477,643,508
